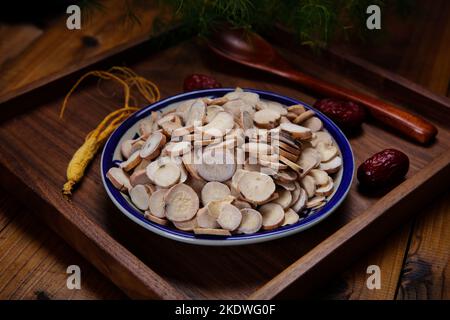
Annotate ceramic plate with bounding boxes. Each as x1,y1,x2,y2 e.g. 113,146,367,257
101,88,354,246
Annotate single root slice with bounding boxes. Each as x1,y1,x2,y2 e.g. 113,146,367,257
300,175,316,198
240,111,254,131
277,141,301,155
185,100,206,127
273,188,293,209
172,125,194,137
315,177,334,196
121,139,135,159
311,131,333,148
107,167,131,191
287,104,306,115
140,131,166,160
148,189,168,218
279,155,303,173
274,170,298,183
206,196,235,219
134,158,151,172
291,188,307,212
130,169,151,187
237,208,262,234
293,109,315,124
217,204,242,231
232,200,252,210
165,141,192,157
279,149,299,162
164,183,199,222
193,228,231,236
280,122,312,140
204,97,228,106
199,111,234,137
303,117,323,132
144,211,169,226
316,141,338,162
282,208,300,226
253,109,281,129
238,171,276,204
289,182,301,207
254,192,279,206
308,169,329,186
146,158,181,188
306,196,326,209
173,217,198,231
297,148,321,176
319,156,342,174
276,180,296,191
259,203,285,230
201,181,231,206
129,184,150,210
197,207,219,229
197,148,236,182
119,149,142,171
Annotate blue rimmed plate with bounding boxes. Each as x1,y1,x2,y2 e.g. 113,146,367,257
101,88,354,246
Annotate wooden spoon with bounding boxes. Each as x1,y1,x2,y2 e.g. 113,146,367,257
206,29,437,144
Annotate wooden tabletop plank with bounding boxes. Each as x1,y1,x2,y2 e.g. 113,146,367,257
0,0,162,104
0,188,125,299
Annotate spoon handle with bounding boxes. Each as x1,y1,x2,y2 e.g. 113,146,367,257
280,69,437,144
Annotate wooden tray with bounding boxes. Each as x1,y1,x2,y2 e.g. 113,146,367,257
0,38,449,299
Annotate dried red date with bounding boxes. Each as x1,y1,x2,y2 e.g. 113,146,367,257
183,74,222,92
357,149,409,188
314,99,365,129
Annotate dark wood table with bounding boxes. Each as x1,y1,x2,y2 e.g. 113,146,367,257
0,1,448,299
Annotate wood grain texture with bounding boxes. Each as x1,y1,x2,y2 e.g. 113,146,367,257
0,36,449,299
397,191,450,300
0,0,162,104
0,188,125,300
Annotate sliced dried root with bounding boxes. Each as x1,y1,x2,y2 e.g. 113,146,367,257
300,175,316,198
193,228,231,236
238,171,276,204
297,148,321,176
173,217,198,231
259,203,285,230
319,156,342,174
129,184,150,210
303,117,323,132
146,158,181,188
232,200,252,210
107,167,131,192
140,131,166,160
315,177,334,196
148,189,168,218
280,122,312,140
165,141,192,157
279,155,303,173
164,183,199,222
237,208,262,234
279,149,299,163
253,109,280,129
316,142,338,162
130,169,151,187
172,125,194,137
120,151,142,172
273,188,292,209
197,148,236,182
287,104,306,115
293,109,315,124
199,111,234,137
276,180,296,191
217,204,242,231
289,182,301,207
206,195,235,219
201,181,231,206
144,212,169,226
197,207,219,229
291,188,307,212
274,170,298,183
185,100,206,127
282,208,300,226
306,196,326,209
277,141,301,155
311,131,333,148
308,169,329,186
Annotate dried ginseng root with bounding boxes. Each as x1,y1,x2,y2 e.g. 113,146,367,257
60,67,160,197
